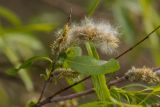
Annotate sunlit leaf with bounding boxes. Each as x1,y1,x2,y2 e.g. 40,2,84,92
66,56,119,75
66,78,85,92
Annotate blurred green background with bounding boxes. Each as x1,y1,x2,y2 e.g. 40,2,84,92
0,0,160,107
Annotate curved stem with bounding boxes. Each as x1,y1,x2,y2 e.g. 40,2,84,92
85,42,111,103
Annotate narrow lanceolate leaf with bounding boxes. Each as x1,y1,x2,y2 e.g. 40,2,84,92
79,101,112,107
66,56,120,75
87,0,100,16
19,56,52,69
79,101,142,107
7,56,52,75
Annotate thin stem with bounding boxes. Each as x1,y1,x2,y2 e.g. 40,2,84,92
51,88,93,102
85,42,111,102
37,76,52,103
47,76,90,97
115,25,160,59
153,67,160,72
108,76,126,87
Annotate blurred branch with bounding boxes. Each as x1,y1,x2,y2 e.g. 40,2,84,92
153,67,160,72
0,72,23,85
37,73,53,103
42,0,86,18
51,88,93,102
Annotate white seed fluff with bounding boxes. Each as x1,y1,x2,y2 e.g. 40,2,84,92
51,18,119,57
66,18,119,54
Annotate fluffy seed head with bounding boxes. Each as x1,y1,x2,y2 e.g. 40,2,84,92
51,24,70,59
67,18,119,54
51,18,119,58
125,66,160,84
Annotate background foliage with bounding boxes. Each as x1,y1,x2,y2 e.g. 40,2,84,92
0,0,160,107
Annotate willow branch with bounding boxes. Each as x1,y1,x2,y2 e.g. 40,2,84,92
41,25,160,99
35,25,160,107
51,88,93,102
38,67,160,106
115,25,160,59
51,75,127,102
37,75,53,103
35,75,126,107
38,88,93,106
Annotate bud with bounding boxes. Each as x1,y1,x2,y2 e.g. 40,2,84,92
54,68,79,79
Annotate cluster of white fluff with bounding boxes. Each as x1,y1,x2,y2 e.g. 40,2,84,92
125,66,160,84
66,18,119,54
51,18,119,56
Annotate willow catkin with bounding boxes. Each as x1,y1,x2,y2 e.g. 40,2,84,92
125,66,160,84
51,18,120,58
67,18,119,54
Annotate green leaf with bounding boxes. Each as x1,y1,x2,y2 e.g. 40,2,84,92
0,6,21,26
2,44,34,91
22,23,56,32
66,56,120,75
7,56,52,74
87,0,100,16
112,1,135,44
121,83,149,90
66,46,82,57
66,78,85,92
19,56,52,69
79,101,141,107
6,68,18,76
1,23,56,33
